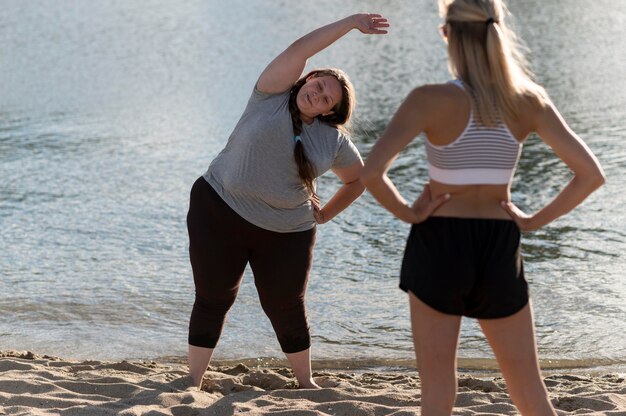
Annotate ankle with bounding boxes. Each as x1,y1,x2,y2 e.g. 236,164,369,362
189,371,204,388
297,378,321,389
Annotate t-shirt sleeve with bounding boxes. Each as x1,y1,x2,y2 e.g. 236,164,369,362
250,83,274,101
332,134,362,169
249,81,290,103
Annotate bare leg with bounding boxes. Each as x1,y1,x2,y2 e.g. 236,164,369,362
479,302,557,415
285,347,319,389
409,292,462,415
188,345,214,388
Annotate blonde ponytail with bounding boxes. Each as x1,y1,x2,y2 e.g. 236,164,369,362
439,0,548,126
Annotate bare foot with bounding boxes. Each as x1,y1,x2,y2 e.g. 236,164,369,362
170,374,199,391
298,379,321,389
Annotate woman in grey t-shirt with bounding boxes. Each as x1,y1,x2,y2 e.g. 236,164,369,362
186,14,389,389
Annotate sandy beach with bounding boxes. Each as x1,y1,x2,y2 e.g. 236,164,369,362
1,351,625,415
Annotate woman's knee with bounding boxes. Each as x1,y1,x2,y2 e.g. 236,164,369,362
188,292,238,346
193,291,238,316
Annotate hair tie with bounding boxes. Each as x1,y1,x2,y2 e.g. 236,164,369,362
293,135,302,143
486,17,496,26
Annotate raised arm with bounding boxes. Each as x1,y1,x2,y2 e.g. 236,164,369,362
501,102,605,230
257,14,389,94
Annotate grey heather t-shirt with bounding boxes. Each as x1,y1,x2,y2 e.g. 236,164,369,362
203,86,362,233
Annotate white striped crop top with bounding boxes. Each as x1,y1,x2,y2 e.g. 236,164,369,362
425,80,522,185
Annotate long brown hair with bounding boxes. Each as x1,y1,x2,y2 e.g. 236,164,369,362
288,68,355,207
439,0,549,126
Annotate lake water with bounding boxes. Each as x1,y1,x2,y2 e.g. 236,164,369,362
1,0,625,373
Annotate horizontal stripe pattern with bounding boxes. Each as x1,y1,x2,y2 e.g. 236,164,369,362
426,80,522,184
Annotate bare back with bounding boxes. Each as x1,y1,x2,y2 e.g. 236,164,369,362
424,83,538,219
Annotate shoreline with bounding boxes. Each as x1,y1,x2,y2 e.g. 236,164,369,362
5,349,625,375
156,356,626,381
1,350,625,415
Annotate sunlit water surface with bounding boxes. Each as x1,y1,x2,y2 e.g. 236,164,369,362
1,0,625,371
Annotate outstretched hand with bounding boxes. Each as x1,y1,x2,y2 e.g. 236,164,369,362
352,14,389,35
409,184,450,224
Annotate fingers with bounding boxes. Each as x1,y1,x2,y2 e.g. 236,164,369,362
409,186,449,223
500,201,518,219
370,17,389,27
312,207,325,224
500,201,533,230
420,192,449,219
430,193,450,211
370,18,389,33
361,13,389,34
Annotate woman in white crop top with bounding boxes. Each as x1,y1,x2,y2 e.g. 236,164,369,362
362,0,605,414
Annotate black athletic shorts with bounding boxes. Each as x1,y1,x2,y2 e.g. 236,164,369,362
400,216,529,319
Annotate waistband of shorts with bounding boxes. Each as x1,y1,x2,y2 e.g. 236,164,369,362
428,215,516,224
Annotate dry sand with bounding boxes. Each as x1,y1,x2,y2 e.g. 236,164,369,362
1,350,625,415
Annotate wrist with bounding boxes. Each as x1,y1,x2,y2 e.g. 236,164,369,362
347,14,359,29
526,214,543,231
399,202,418,224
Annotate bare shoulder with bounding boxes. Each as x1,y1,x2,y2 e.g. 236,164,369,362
405,83,467,111
517,90,552,128
403,83,469,131
408,83,464,99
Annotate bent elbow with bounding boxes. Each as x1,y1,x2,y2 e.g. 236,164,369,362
360,165,382,188
355,180,366,196
591,166,606,190
580,167,606,192
595,172,606,189
347,178,366,196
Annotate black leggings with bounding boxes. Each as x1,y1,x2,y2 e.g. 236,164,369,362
186,177,316,354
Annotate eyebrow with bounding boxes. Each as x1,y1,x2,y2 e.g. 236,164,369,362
322,80,334,106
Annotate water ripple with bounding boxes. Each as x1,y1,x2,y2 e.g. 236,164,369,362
1,0,625,363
